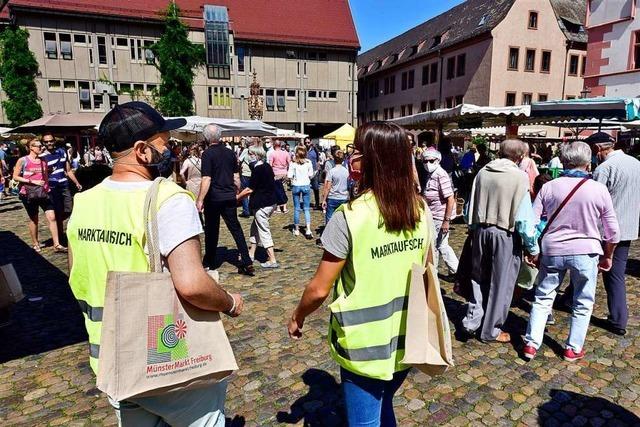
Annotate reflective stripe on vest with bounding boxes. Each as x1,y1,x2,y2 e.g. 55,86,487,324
328,193,431,380
67,180,193,375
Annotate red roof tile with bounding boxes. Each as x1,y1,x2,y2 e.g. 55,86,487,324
8,0,360,49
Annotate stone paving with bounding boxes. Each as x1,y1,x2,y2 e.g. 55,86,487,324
1,193,640,426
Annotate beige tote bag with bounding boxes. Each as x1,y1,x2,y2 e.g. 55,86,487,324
401,242,454,375
97,178,238,401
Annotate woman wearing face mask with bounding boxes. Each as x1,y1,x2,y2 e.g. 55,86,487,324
420,148,459,278
288,122,434,426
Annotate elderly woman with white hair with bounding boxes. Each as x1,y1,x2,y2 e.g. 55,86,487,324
237,145,280,268
523,141,620,362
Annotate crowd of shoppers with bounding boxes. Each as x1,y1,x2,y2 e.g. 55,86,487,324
7,100,639,426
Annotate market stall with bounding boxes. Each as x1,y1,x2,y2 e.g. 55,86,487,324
323,123,355,149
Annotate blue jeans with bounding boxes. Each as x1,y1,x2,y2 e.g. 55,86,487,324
525,254,599,352
240,176,251,215
341,368,409,427
325,198,347,224
292,185,311,227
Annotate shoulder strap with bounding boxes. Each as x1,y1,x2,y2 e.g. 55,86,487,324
539,177,589,242
143,178,165,273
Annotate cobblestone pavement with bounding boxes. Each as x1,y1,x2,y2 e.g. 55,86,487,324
1,194,640,426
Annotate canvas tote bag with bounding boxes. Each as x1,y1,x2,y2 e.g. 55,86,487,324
401,240,454,375
97,178,238,401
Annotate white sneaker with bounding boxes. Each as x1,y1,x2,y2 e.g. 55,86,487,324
292,228,300,236
305,229,314,240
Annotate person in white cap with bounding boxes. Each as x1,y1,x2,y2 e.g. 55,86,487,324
419,148,459,277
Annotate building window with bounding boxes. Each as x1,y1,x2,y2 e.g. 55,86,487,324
446,57,455,79
456,54,466,77
109,95,119,108
97,36,107,65
581,56,587,76
204,5,231,80
408,70,414,89
522,93,533,105
634,31,640,69
237,46,245,73
429,100,437,111
48,80,61,91
116,37,128,47
44,32,57,59
506,92,517,106
445,97,454,108
208,86,232,108
63,80,76,92
277,90,286,111
421,101,428,112
119,83,131,92
287,90,296,98
422,65,429,85
569,55,579,76
78,81,91,110
525,49,535,72
133,83,144,93
430,63,438,84
59,33,73,60
528,11,538,29
146,84,157,94
389,75,395,93
328,91,337,99
541,51,551,73
538,93,548,102
130,39,137,61
566,95,576,100
93,94,104,110
455,95,464,105
508,47,519,70
73,34,86,44
401,105,406,117
144,40,155,64
401,72,407,90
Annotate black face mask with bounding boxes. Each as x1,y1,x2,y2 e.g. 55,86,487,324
147,145,174,178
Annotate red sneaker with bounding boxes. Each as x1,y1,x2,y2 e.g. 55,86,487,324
523,345,537,360
563,348,586,362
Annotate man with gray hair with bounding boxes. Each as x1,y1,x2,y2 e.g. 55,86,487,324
461,139,539,343
590,132,640,336
197,124,255,276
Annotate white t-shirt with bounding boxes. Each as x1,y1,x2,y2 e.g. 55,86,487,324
102,178,203,257
287,160,314,186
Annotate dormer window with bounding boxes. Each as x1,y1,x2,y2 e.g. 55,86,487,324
409,45,418,56
431,35,442,48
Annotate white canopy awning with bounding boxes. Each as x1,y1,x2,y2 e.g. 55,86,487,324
389,104,531,129
170,116,278,141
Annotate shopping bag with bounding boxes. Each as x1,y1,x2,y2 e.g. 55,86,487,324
0,264,25,309
96,178,238,401
516,261,539,290
402,244,454,376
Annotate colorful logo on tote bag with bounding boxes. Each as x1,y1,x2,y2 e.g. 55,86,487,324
147,313,189,364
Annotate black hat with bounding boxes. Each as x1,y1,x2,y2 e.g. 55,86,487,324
98,102,186,152
584,132,615,145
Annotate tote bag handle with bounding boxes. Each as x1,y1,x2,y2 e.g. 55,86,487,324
143,177,165,273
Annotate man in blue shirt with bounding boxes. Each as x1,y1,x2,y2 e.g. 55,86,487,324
41,134,82,244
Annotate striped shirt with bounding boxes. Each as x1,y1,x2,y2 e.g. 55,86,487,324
42,148,68,188
593,150,640,241
422,166,454,221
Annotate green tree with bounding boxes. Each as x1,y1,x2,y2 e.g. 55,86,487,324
151,3,205,116
0,26,42,126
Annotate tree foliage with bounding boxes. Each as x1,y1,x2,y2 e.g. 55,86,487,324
0,26,42,126
151,3,205,116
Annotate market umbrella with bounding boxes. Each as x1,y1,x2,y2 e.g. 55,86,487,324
9,112,105,134
323,123,355,149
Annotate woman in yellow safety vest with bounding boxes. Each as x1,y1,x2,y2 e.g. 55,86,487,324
288,122,432,426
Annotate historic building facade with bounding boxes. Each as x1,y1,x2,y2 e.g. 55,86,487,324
357,0,587,124
0,0,359,135
584,0,640,98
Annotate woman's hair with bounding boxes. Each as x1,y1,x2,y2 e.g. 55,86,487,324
189,144,201,157
354,122,423,232
334,150,345,164
28,138,40,148
533,173,552,197
560,141,591,169
249,145,266,160
294,146,308,164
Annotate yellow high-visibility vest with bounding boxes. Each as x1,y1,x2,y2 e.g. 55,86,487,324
67,179,193,374
329,192,432,380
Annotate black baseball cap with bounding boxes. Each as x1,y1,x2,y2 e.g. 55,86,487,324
98,102,186,152
585,132,615,145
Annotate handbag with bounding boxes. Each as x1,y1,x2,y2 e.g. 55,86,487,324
401,237,454,375
22,158,48,202
96,178,238,401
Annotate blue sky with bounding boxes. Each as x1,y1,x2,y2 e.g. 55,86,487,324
350,0,464,53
